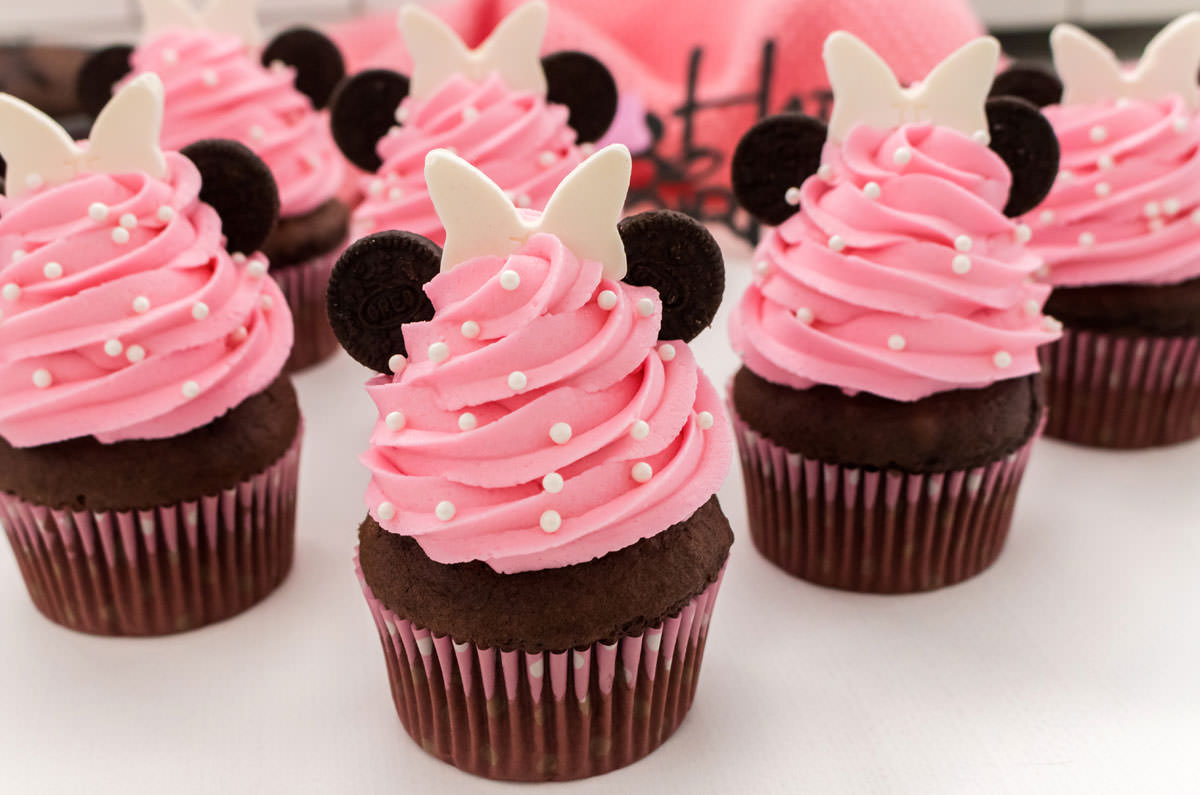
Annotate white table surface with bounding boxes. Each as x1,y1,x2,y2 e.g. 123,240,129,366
3,243,1199,795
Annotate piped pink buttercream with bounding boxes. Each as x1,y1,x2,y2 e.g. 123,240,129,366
128,29,344,219
731,123,1060,402
1024,96,1200,287
0,153,292,448
353,73,588,243
362,233,731,574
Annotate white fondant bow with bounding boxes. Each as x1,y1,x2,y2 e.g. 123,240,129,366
1052,13,1200,110
824,32,999,143
138,0,261,46
401,1,548,101
0,74,168,198
426,145,631,279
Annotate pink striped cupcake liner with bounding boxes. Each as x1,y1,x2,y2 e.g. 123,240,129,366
0,432,302,636
732,409,1041,593
1040,328,1200,449
273,248,341,373
357,558,725,782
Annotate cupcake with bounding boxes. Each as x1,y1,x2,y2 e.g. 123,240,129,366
78,0,349,372
329,1,617,245
993,14,1200,448
729,33,1062,593
0,75,299,636
325,145,730,780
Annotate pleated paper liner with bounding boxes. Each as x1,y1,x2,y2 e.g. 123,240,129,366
274,248,341,373
357,557,725,782
1040,327,1200,449
733,409,1041,594
0,432,302,636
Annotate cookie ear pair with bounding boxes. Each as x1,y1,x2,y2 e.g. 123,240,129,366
329,52,617,173
327,211,723,374
76,27,344,119
732,100,1060,225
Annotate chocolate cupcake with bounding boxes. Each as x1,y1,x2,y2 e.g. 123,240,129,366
729,33,1061,593
329,1,617,245
78,0,350,372
0,76,299,636
328,145,731,780
994,14,1200,448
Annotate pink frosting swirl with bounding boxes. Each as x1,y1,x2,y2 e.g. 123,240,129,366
731,123,1060,402
353,73,588,243
362,233,731,574
1025,96,1200,287
0,153,292,448
129,30,344,219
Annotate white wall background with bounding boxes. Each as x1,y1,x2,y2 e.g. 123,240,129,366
0,0,1192,40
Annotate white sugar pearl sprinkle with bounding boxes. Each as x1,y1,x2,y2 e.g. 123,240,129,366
1145,202,1161,218
388,187,404,202
132,296,151,314
1174,117,1189,134
893,147,913,166
1192,208,1200,225
458,413,477,431
388,354,407,375
1024,299,1040,317
462,106,479,122
232,252,247,264
499,270,521,290
1039,210,1056,226
954,235,973,252
784,187,802,206
828,235,846,252
43,262,63,280
1164,198,1181,216
385,411,406,431
249,124,266,141
658,343,677,361
120,213,137,229
952,255,972,275
111,228,130,244
377,502,397,521
126,345,146,363
514,193,531,208
163,49,178,64
994,351,1013,368
192,302,209,320
368,180,384,196
247,260,268,278
630,420,650,440
795,307,814,324
2,283,20,301
260,295,274,311
104,339,123,357
508,371,528,391
540,510,562,533
394,106,409,124
461,320,480,339
888,334,907,351
598,290,618,310
1015,224,1032,244
1089,125,1107,143
435,501,456,521
754,260,769,277
10,250,24,262
428,342,450,363
636,298,655,317
863,182,881,199
157,206,175,223
631,462,654,483
972,130,989,144
550,422,573,444
1078,232,1096,247
230,326,248,343
32,369,51,389
1094,182,1111,197
543,473,564,493
538,151,556,167
88,203,109,221
202,69,218,87
1097,154,1114,170
697,411,715,430
181,380,201,399
817,164,834,182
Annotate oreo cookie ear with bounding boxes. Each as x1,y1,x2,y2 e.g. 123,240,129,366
326,231,442,372
76,45,133,119
180,139,280,255
329,69,411,172
619,210,725,343
986,97,1061,217
990,62,1063,109
732,113,828,226
262,27,346,110
542,51,618,144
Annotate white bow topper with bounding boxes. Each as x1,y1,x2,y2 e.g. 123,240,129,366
138,0,261,46
0,74,168,199
1051,12,1200,110
824,32,1000,144
426,144,631,279
401,1,548,101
